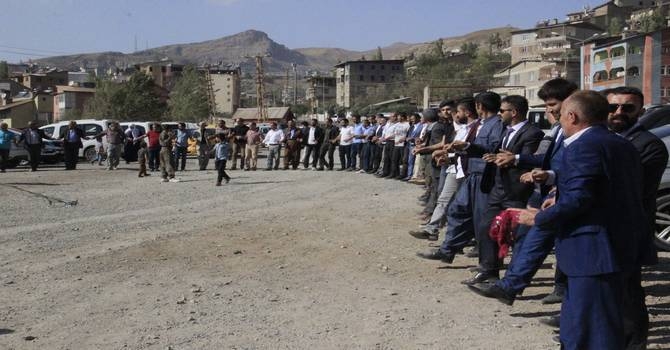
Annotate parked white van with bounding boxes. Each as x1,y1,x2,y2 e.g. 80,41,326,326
40,119,112,161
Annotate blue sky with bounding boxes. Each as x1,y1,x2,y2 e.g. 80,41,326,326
1,0,603,62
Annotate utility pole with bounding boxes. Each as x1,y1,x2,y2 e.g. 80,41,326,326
243,53,271,122
292,63,297,106
203,64,217,123
283,68,290,106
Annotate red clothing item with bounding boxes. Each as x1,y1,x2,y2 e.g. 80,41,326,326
146,130,160,148
488,209,521,259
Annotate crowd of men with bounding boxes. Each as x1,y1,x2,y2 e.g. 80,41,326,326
1,78,668,349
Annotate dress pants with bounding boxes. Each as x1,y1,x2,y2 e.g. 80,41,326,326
148,147,160,171
361,143,371,171
406,145,416,178
174,146,187,171
303,144,319,168
423,173,462,234
561,273,624,350
0,148,9,171
198,143,210,170
622,268,648,350
64,144,79,169
381,142,393,175
391,146,403,178
284,140,300,169
27,144,41,171
319,142,335,170
350,143,361,169
245,144,259,170
231,142,245,169
338,144,351,169
439,173,488,255
497,224,556,294
371,143,383,172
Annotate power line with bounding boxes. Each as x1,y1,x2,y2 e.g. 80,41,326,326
0,44,71,55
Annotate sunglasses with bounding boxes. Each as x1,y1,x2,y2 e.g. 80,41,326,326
499,108,513,113
608,103,636,114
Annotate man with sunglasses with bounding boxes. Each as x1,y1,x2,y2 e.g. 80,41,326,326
603,86,668,350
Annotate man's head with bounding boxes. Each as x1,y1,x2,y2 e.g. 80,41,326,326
474,92,501,116
500,95,529,125
537,78,578,123
29,121,38,129
602,86,644,133
340,119,349,127
250,122,257,130
326,118,333,127
352,114,361,124
409,113,419,124
398,113,407,123
388,113,398,123
0,122,7,131
310,118,318,127
270,122,277,130
363,119,370,127
422,108,439,123
439,100,456,119
68,121,77,129
218,120,226,128
288,120,295,128
300,121,308,128
200,122,207,129
456,98,477,124
178,122,186,130
236,118,244,126
560,90,609,137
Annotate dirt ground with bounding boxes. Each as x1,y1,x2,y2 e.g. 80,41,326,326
1,155,669,350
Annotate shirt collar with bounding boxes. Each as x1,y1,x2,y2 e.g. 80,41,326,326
508,120,527,132
563,126,592,147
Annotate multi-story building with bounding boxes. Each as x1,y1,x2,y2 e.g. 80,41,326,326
11,68,68,91
511,22,604,65
305,76,336,112
581,28,670,105
493,60,581,107
134,60,183,90
334,59,405,109
53,85,96,122
566,0,648,29
207,67,241,115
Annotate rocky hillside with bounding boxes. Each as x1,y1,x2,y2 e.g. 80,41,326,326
34,27,517,74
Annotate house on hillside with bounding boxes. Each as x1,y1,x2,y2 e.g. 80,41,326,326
135,60,183,90
53,85,96,122
231,107,294,123
10,68,68,92
581,28,670,105
0,98,37,128
334,59,405,109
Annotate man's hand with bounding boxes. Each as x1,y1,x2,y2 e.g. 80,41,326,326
520,171,534,184
530,169,549,184
541,196,556,210
482,153,497,163
447,140,468,152
495,150,516,168
515,208,539,226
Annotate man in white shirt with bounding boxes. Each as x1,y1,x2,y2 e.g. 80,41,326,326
337,119,354,171
391,113,410,179
262,122,285,170
302,119,323,170
377,113,397,177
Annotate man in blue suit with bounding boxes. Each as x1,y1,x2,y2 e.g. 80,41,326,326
517,90,647,350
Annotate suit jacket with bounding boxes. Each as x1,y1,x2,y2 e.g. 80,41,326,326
19,128,49,147
60,127,85,148
485,122,544,205
623,124,669,265
535,125,647,276
309,126,324,145
465,115,505,175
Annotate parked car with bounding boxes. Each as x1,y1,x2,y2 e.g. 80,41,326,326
526,107,552,134
642,105,670,250
40,119,112,162
5,128,63,168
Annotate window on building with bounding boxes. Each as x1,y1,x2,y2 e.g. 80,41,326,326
610,67,625,79
359,75,364,81
371,65,375,70
522,34,529,42
380,76,386,82
370,75,375,81
593,70,608,82
380,65,385,70
528,71,536,81
662,66,669,76
628,46,642,55
628,66,640,77
611,46,626,59
359,64,364,70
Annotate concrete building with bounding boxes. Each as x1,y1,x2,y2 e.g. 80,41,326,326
134,60,183,90
207,67,241,115
53,85,96,122
334,59,405,109
493,60,580,107
581,28,670,105
566,1,645,29
305,75,336,112
0,98,37,128
11,68,68,91
510,22,604,65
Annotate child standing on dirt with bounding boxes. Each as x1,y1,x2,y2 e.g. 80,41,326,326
137,141,149,177
92,135,105,165
213,134,231,186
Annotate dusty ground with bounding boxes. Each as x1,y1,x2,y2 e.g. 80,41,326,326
1,154,669,350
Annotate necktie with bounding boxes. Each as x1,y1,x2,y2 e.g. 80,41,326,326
502,127,514,150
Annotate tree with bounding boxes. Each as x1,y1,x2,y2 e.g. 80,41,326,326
168,65,210,121
0,61,8,79
639,7,667,33
609,17,623,35
374,46,384,60
83,72,166,120
432,39,445,59
460,42,480,58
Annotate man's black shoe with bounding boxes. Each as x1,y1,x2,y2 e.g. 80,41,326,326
539,315,560,328
416,249,455,263
468,282,515,306
541,290,564,304
408,230,438,241
461,272,499,286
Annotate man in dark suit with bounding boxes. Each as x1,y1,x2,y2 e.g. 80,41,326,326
604,86,668,350
302,118,323,170
17,121,53,172
417,92,504,275
467,95,544,283
517,91,647,350
468,79,578,308
60,121,87,170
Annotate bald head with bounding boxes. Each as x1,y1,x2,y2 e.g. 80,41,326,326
560,90,609,137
